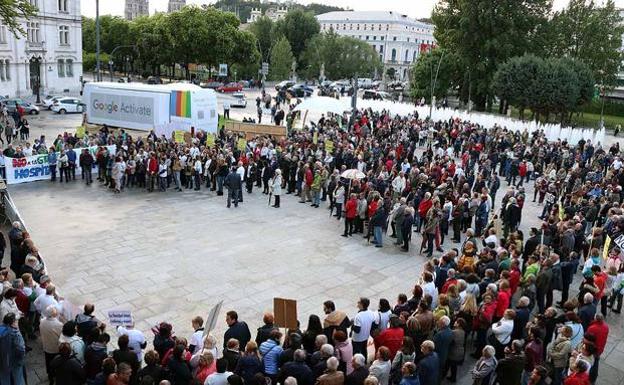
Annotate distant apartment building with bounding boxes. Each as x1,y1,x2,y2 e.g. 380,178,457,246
125,0,149,20
168,0,186,13
316,11,435,81
0,0,83,98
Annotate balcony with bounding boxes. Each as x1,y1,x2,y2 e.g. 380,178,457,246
26,41,45,51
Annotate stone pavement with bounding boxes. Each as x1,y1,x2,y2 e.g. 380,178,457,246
7,170,624,385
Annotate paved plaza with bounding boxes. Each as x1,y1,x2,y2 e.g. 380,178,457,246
5,158,624,385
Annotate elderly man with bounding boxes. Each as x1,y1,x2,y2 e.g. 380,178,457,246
34,284,61,316
433,316,453,380
40,306,64,385
578,293,597,331
278,349,313,385
317,357,345,385
417,340,439,385
313,344,335,380
346,354,369,385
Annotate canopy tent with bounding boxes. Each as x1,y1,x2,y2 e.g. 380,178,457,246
293,97,351,115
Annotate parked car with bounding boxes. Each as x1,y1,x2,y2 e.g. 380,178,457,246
146,76,163,84
200,80,223,89
387,81,406,92
231,92,247,108
371,80,383,89
359,89,392,101
287,84,314,98
357,78,373,89
43,95,62,110
5,98,40,115
275,80,295,91
51,97,85,114
217,82,243,93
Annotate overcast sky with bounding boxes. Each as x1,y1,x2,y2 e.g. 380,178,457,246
81,0,623,19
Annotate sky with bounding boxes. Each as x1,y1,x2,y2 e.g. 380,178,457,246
81,0,624,19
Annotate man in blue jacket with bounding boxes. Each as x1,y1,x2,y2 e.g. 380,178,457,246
417,340,439,385
0,312,26,385
66,145,77,180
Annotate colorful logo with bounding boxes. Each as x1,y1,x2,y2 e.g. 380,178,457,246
170,91,192,118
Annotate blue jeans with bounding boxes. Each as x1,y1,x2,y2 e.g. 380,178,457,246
227,189,239,207
313,190,321,206
0,366,25,385
374,226,383,246
217,176,224,193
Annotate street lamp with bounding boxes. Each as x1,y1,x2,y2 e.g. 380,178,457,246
109,45,137,82
96,0,101,81
429,49,444,120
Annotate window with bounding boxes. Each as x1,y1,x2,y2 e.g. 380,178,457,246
413,51,417,61
59,25,70,45
372,45,376,51
29,0,37,6
391,49,396,61
0,24,6,43
379,46,383,53
66,59,73,77
393,36,397,41
57,59,65,77
356,24,360,30
58,0,68,12
363,24,367,30
373,36,376,40
27,22,40,43
386,24,389,30
349,24,353,30
0,61,4,81
381,36,384,41
407,38,410,42
365,36,369,40
405,50,409,62
378,24,382,31
5,60,10,80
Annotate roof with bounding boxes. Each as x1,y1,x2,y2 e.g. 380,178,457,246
316,10,433,28
85,82,216,95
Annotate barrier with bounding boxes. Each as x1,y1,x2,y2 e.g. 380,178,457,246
224,121,287,140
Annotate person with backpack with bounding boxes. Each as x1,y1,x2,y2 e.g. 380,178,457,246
0,312,26,385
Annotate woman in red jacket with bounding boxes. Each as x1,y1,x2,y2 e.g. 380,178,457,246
494,280,512,321
564,360,591,385
343,193,358,237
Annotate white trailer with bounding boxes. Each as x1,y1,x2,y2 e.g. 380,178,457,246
83,82,218,133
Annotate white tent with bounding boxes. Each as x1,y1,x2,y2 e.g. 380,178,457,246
293,97,350,115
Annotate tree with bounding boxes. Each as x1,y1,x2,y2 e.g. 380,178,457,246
432,0,551,111
301,31,382,80
248,16,276,63
270,36,294,80
410,49,461,102
131,13,174,77
386,68,396,80
0,0,37,36
274,9,320,60
547,0,624,89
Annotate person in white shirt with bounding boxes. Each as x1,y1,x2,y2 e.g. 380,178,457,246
188,316,206,355
391,172,406,200
422,272,439,309
117,323,147,362
236,162,245,202
351,297,376,361
34,284,62,315
491,309,515,357
205,358,233,385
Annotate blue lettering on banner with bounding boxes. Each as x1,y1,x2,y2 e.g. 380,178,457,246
14,165,50,179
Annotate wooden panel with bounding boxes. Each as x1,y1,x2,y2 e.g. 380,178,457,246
273,297,298,330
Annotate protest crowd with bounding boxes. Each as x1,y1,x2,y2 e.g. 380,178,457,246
0,102,623,385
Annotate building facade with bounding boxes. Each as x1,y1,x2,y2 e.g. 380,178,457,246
0,0,83,99
316,11,435,81
168,0,186,13
125,0,149,20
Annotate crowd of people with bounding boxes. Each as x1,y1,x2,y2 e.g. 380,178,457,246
0,104,623,385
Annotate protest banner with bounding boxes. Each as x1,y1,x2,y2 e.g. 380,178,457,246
203,300,224,337
4,145,116,185
274,297,297,330
603,235,612,260
108,310,133,327
313,131,318,145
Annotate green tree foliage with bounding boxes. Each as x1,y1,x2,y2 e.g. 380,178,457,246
269,36,294,81
301,31,381,80
492,55,594,123
0,0,37,36
410,49,461,102
248,16,276,63
547,0,624,89
83,51,110,72
82,6,259,80
432,0,551,111
274,9,320,60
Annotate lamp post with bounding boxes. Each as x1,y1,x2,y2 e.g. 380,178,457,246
429,49,444,120
109,45,137,82
95,0,101,81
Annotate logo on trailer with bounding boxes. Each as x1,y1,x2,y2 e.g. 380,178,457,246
170,91,192,118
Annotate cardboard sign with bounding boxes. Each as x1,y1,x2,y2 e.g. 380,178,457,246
603,235,611,260
274,297,297,330
75,126,86,139
313,131,318,145
174,130,186,144
204,300,223,337
237,138,247,152
108,310,133,327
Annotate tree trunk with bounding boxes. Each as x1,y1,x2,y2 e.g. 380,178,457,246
498,99,505,115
